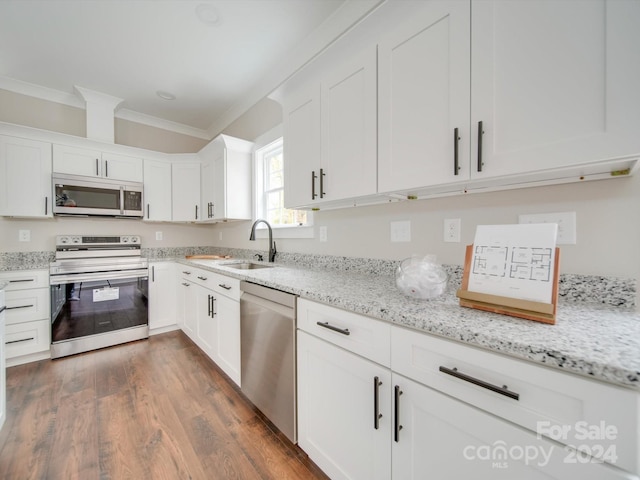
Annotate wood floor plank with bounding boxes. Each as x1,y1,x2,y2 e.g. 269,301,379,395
0,330,329,480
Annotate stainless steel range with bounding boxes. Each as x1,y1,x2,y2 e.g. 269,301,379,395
49,235,149,359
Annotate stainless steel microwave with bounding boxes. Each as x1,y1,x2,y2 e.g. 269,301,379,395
53,173,144,217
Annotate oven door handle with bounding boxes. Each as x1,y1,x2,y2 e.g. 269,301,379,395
49,268,149,285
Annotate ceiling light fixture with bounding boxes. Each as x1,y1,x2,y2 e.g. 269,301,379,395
195,3,221,25
156,90,176,101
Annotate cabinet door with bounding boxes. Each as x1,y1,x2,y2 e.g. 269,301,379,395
471,0,640,179
378,0,471,193
101,152,143,182
177,279,197,340
297,331,391,480
143,159,172,221
171,162,201,221
214,294,240,386
283,83,321,209
195,286,216,358
0,135,52,218
321,46,377,202
392,374,630,480
148,262,176,331
53,144,102,177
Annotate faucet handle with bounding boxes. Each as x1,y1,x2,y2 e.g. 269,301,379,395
254,253,264,262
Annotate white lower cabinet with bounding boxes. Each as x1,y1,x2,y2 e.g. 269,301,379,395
297,330,391,480
148,262,176,332
296,299,639,480
392,373,632,480
0,270,51,366
176,265,240,386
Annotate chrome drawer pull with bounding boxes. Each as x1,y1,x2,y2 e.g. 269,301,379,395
9,279,35,283
218,284,232,290
439,366,519,401
7,304,34,310
316,321,350,336
6,337,35,345
182,271,191,275
197,276,207,281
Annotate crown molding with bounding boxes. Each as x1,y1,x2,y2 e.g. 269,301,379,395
0,75,211,140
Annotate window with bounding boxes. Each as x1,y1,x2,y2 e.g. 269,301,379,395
255,136,312,234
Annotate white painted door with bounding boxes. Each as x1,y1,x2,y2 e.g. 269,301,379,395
471,0,640,179
297,331,391,480
320,45,377,202
101,152,143,182
211,150,226,219
148,262,176,331
53,144,102,177
214,294,240,386
378,0,471,193
171,162,201,221
195,286,216,359
283,82,321,209
392,374,630,480
0,135,52,218
143,159,172,221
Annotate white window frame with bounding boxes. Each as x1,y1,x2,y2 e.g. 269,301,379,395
253,125,314,239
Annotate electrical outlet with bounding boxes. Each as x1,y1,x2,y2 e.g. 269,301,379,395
443,218,461,243
319,226,328,242
518,211,576,245
390,220,411,242
18,229,31,242
155,231,163,241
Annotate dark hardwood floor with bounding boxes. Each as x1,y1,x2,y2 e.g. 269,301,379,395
0,330,329,480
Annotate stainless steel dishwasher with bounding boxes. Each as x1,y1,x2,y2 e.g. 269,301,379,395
240,281,297,443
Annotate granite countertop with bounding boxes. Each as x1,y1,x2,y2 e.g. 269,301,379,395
174,257,640,391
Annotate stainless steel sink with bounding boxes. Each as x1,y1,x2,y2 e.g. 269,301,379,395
225,262,274,270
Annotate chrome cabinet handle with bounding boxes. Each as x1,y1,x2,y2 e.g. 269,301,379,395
7,304,34,310
207,294,213,317
147,204,150,219
182,271,191,275
195,205,198,220
181,282,190,287
374,376,383,430
439,366,519,401
316,321,350,336
45,196,48,215
96,158,99,176
453,127,460,175
105,160,108,177
218,284,232,290
197,276,207,281
394,385,403,442
9,279,34,283
151,266,155,282
477,121,484,172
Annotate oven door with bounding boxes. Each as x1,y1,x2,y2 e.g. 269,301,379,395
50,269,149,358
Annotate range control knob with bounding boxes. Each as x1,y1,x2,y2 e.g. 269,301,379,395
59,236,70,244
71,236,81,244
130,236,140,244
122,237,129,243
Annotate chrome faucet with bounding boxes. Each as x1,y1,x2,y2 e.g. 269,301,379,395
249,219,277,262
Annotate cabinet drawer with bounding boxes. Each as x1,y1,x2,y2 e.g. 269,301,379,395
212,274,240,301
5,287,50,325
6,319,50,359
297,298,390,367
0,269,49,290
391,325,640,474
183,267,216,289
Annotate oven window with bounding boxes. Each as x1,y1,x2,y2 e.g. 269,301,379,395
55,184,121,209
51,277,148,342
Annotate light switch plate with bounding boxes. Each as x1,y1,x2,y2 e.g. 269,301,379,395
519,211,576,244
319,226,328,242
155,231,163,241
390,220,411,242
18,229,31,242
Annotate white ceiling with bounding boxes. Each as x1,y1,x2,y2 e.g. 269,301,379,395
0,0,378,138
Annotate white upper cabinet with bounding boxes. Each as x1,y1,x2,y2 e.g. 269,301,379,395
199,134,253,222
53,144,143,182
0,135,52,218
143,159,172,222
470,0,640,180
283,45,377,209
378,0,471,194
171,160,201,222
320,46,377,203
283,83,321,209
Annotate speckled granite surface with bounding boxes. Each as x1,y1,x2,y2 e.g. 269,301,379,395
175,256,640,390
2,248,638,388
